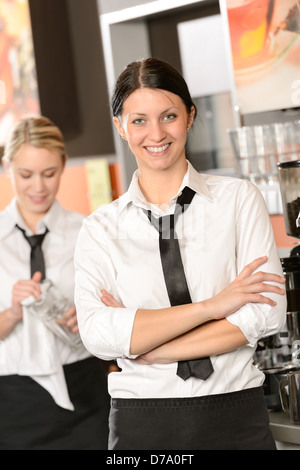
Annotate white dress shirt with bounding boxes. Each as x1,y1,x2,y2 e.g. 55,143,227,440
74,161,287,399
0,199,90,377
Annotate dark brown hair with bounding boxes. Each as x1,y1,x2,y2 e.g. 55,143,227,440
111,58,197,120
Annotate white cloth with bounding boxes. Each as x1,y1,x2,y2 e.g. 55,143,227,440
22,280,82,349
0,199,90,408
74,161,287,399
19,295,74,411
18,280,83,410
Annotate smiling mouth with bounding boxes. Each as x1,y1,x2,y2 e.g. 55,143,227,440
145,143,170,153
29,195,47,202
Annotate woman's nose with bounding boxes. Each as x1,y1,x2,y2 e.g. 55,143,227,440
33,175,45,192
149,121,166,142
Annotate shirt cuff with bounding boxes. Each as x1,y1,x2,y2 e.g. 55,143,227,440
81,306,139,361
226,303,269,346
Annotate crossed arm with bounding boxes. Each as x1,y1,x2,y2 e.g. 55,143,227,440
101,256,286,364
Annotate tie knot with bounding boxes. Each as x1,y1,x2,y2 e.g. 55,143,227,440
143,187,196,237
16,225,49,248
25,232,48,249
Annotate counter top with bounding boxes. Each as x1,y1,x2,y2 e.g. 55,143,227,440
269,411,300,445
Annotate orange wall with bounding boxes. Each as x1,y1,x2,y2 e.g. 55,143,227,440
0,172,14,210
270,215,296,251
57,165,91,215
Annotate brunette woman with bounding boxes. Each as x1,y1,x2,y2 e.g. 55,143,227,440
74,58,286,450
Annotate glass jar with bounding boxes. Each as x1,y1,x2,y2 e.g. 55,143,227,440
278,161,300,238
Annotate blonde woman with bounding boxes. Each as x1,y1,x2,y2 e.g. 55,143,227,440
0,116,109,449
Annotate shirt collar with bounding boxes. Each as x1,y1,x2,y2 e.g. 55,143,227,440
118,160,213,213
41,199,69,236
0,199,20,239
0,198,66,239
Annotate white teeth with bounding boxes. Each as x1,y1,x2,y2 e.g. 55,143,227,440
146,144,169,153
31,196,45,201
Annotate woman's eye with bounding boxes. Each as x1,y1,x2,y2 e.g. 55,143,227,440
44,172,55,178
20,173,31,179
163,114,176,121
132,118,145,125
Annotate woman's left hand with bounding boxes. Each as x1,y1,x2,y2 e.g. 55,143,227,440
133,349,173,365
56,305,79,334
132,353,165,365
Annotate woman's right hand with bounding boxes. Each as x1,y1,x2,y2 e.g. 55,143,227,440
11,271,42,320
204,256,286,321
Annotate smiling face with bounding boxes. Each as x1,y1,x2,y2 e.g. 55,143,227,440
5,143,65,229
113,87,194,174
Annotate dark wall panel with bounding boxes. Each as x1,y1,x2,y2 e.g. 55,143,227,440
28,0,115,157
29,0,81,138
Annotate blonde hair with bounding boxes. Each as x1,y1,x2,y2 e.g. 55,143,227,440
2,116,66,164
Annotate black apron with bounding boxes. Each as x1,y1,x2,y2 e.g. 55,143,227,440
0,357,110,449
109,386,276,450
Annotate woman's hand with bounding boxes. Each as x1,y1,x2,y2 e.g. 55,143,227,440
11,271,42,320
0,272,43,340
101,290,124,308
203,256,286,321
56,305,79,334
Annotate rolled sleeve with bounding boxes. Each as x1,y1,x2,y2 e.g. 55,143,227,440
227,295,287,346
76,303,138,361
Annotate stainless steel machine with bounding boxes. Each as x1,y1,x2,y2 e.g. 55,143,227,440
255,160,300,410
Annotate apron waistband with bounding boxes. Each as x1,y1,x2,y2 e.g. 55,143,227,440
111,386,264,410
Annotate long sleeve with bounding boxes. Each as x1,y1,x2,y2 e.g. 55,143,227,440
74,214,138,361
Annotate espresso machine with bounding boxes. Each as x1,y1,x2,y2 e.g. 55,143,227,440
255,160,300,410
278,161,300,367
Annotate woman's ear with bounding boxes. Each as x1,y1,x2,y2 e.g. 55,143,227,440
113,116,127,141
187,106,195,130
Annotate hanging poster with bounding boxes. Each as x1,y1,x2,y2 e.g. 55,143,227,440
0,0,40,146
223,0,300,114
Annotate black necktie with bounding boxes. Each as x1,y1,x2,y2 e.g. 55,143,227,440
16,225,49,280
144,187,213,381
